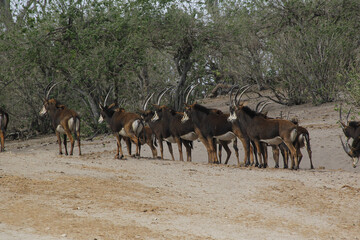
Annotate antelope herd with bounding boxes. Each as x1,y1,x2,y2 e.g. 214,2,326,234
0,82,359,169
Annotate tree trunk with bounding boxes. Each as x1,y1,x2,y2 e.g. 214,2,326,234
174,59,192,111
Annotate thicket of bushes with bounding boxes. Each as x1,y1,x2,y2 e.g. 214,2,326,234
0,0,359,136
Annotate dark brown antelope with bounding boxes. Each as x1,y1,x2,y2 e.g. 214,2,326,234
253,101,313,169
339,104,360,168
151,105,194,161
140,89,176,160
226,86,258,167
0,107,9,152
228,88,300,169
181,103,239,164
273,125,313,169
98,103,144,159
39,82,81,155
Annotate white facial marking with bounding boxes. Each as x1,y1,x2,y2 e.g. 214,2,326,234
227,111,237,122
39,105,47,116
181,112,189,123
151,111,159,122
98,115,104,123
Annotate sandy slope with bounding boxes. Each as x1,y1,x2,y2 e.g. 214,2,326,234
0,96,360,240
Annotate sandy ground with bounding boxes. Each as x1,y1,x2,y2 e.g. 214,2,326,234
1,95,360,240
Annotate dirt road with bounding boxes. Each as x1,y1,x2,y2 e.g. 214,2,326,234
1,98,360,240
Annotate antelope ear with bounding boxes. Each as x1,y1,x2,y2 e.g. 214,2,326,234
108,103,116,109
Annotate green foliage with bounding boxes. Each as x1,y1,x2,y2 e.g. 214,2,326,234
346,69,360,107
0,0,359,137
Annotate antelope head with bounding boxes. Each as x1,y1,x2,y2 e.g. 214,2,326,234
227,85,251,122
39,82,63,116
340,136,360,168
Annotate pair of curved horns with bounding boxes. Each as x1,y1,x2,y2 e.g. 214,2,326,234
157,87,173,105
44,81,63,100
255,100,272,113
142,87,173,110
229,85,251,106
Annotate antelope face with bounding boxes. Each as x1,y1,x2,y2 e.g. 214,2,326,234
39,100,50,116
151,111,159,122
39,105,47,116
98,114,104,123
227,106,237,122
340,136,360,168
181,112,189,123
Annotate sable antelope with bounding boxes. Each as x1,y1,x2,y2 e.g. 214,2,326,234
177,84,239,164
148,86,199,162
151,105,195,161
226,86,259,167
0,107,9,152
252,101,313,169
39,82,81,155
140,89,176,160
339,104,360,168
99,103,144,159
228,88,300,169
182,103,239,164
272,125,313,169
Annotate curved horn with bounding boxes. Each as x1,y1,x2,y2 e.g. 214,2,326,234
104,87,113,106
143,92,154,110
229,85,239,107
346,107,352,125
340,136,352,157
258,101,272,113
184,84,193,97
45,82,63,100
157,87,172,105
185,83,199,104
255,100,266,112
235,85,251,106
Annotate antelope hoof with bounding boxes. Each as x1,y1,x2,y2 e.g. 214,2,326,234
275,164,279,168
59,152,63,155
255,163,259,167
